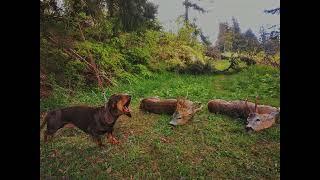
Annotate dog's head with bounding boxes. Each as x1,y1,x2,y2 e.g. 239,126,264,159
107,93,132,117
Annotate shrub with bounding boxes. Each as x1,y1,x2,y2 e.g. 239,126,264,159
64,61,86,89
132,64,153,79
124,47,151,65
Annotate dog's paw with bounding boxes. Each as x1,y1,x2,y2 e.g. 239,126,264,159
98,143,106,148
109,137,120,145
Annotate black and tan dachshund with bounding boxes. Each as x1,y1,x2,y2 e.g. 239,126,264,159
40,94,132,146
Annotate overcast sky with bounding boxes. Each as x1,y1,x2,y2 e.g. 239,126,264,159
150,0,280,44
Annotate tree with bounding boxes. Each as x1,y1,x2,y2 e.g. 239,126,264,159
182,0,206,24
106,0,116,17
259,25,279,56
62,0,104,19
215,22,229,52
230,17,245,52
117,0,158,32
259,26,268,44
180,0,213,46
199,30,211,46
264,8,280,15
243,28,260,54
264,7,280,40
232,17,241,34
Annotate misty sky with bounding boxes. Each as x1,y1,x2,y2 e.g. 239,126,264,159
150,0,280,44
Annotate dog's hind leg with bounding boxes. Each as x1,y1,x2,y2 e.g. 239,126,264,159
43,129,57,143
43,131,48,143
43,130,54,143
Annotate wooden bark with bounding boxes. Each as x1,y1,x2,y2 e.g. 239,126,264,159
140,97,177,115
208,99,278,118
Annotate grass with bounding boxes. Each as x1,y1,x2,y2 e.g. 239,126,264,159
212,60,230,71
40,65,280,179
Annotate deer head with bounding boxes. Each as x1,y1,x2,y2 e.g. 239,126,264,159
245,96,279,132
169,98,203,126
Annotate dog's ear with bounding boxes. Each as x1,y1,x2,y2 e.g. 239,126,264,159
104,114,114,124
107,94,120,110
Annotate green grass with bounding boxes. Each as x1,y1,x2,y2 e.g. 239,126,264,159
40,65,280,179
212,60,230,71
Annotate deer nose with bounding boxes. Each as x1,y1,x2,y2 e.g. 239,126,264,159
245,126,254,132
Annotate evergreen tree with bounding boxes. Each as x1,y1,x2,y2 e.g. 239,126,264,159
243,28,260,53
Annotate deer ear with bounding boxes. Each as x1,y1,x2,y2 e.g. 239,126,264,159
245,98,251,113
254,96,259,113
176,99,181,108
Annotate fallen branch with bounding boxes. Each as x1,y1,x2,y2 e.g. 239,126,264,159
45,33,110,89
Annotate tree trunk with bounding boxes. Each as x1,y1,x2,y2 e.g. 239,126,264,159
184,0,189,24
107,0,115,17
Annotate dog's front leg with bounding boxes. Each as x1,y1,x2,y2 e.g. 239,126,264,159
107,132,119,145
93,136,104,147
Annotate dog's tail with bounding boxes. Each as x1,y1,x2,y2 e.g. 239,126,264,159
40,112,48,131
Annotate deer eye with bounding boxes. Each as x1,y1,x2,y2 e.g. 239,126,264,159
256,118,260,121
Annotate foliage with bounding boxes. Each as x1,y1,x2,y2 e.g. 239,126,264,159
41,65,280,179
40,2,280,178
40,0,279,96
182,0,207,23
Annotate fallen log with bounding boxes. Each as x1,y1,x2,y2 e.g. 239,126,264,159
208,98,280,132
140,97,177,115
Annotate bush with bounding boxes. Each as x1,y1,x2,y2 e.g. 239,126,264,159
42,17,278,95
132,64,153,78
124,47,151,65
64,61,86,89
206,46,222,59
144,28,212,74
75,41,126,82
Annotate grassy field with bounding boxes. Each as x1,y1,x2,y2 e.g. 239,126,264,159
40,65,280,179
